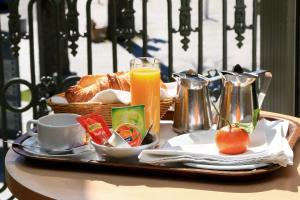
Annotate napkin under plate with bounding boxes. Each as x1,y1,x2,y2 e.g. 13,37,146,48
139,119,293,167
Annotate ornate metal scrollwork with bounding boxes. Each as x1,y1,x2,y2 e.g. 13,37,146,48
228,0,252,48
36,76,56,117
7,0,22,56
178,0,192,51
116,0,137,52
66,0,80,56
173,0,198,51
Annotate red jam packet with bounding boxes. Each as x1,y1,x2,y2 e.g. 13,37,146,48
115,123,142,147
76,113,112,145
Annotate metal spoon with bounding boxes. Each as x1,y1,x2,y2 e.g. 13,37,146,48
146,123,154,136
141,123,154,144
108,130,131,147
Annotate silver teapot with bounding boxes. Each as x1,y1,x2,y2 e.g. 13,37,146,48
172,70,221,133
217,70,272,129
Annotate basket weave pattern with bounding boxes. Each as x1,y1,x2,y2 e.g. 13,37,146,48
48,97,174,127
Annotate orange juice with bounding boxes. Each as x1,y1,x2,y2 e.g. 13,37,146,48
130,67,160,134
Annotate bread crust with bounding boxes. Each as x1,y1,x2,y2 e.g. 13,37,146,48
65,72,166,103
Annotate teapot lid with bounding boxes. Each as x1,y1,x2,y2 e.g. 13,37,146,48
222,72,257,87
221,64,258,86
173,69,209,81
172,70,209,88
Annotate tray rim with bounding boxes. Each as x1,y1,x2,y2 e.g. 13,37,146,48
12,114,300,178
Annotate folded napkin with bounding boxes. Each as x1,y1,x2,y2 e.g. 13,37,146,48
50,82,177,105
88,89,131,104
162,82,177,99
139,119,293,167
50,95,69,104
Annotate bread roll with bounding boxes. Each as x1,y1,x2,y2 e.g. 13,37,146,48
65,72,167,103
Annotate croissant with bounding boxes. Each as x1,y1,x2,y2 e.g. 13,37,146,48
65,72,130,103
65,72,167,103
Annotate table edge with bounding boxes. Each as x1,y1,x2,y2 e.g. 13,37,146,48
5,152,54,200
4,111,300,199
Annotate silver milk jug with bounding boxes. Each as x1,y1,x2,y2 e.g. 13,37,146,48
172,71,215,133
217,70,272,129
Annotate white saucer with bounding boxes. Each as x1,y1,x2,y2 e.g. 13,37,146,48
184,162,270,171
22,136,96,159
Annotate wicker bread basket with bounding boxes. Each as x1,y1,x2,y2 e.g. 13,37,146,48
47,94,174,127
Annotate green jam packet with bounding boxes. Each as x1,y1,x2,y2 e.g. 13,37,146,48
112,105,146,139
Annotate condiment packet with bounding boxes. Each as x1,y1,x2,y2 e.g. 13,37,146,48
77,113,112,145
112,105,146,147
115,123,142,147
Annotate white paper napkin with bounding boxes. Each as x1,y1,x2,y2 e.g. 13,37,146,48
50,96,69,104
139,119,293,167
50,82,177,104
88,89,131,104
158,82,178,99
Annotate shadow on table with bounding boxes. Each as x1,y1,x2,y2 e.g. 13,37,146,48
14,140,300,194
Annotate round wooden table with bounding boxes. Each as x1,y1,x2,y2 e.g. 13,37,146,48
5,112,300,200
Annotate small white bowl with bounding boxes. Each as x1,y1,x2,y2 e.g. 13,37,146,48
91,134,159,159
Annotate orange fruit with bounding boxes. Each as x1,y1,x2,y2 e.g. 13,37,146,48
215,125,250,155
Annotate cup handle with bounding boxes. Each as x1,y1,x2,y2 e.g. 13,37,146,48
26,119,38,137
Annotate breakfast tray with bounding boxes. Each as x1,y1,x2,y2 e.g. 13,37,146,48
12,113,300,179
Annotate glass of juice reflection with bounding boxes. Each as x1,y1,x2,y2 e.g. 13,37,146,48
130,57,161,135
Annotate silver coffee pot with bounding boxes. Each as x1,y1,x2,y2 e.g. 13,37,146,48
217,70,272,129
172,70,221,133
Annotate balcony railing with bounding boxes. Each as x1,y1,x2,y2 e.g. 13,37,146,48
0,0,263,197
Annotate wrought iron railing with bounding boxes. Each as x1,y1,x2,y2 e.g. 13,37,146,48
0,0,258,197
223,0,257,70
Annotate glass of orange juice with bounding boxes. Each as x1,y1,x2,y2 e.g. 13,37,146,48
130,57,161,135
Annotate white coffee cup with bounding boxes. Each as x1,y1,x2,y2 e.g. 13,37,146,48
26,113,85,151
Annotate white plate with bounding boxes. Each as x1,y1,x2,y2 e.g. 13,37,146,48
184,162,271,171
22,136,96,159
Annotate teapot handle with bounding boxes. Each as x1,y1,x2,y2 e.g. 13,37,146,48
172,73,181,81
257,71,272,108
206,69,223,82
